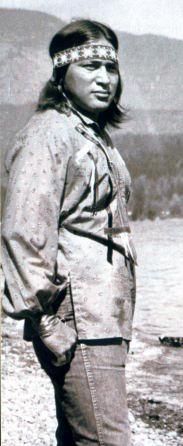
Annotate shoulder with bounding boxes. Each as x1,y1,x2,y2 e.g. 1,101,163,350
20,109,74,144
5,110,74,172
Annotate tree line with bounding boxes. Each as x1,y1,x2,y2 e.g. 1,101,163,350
113,132,183,220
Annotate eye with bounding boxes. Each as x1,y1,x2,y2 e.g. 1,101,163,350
82,62,99,71
106,64,118,74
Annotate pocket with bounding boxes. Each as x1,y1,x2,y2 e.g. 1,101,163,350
121,339,129,367
32,337,59,376
32,336,71,380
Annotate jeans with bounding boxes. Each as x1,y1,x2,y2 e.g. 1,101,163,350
33,290,131,445
33,334,131,446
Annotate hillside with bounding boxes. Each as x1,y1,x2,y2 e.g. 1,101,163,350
1,8,183,111
1,8,182,219
118,32,183,111
0,8,63,47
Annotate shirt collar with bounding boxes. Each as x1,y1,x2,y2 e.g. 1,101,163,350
65,99,102,134
70,105,114,150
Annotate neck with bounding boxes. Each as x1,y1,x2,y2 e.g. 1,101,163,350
62,91,100,123
74,104,100,122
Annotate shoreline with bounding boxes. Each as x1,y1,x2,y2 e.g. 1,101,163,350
2,318,182,445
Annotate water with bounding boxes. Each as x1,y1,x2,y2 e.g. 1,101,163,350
127,218,183,417
2,218,182,339
2,218,183,442
131,218,183,336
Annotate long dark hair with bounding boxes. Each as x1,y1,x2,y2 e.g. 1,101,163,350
37,19,127,128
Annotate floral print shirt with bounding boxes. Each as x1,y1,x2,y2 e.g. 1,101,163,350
2,107,136,341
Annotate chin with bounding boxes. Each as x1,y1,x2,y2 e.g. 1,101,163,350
92,101,111,112
97,106,111,113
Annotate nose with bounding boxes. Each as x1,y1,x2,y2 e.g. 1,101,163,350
96,66,110,85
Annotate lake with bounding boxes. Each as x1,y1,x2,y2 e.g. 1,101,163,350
2,218,183,445
127,218,183,439
131,218,183,336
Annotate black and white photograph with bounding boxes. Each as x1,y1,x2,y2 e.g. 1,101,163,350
1,1,183,445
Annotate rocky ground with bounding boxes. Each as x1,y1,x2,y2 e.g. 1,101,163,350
2,317,183,446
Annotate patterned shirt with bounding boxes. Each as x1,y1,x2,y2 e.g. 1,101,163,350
2,106,136,341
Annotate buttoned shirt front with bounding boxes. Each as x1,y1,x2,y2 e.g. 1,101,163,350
2,106,136,341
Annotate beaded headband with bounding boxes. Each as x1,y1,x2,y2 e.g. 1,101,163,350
53,44,118,68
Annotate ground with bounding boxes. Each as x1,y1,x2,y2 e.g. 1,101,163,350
2,317,183,446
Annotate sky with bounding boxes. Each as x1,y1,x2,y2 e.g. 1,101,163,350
1,0,183,40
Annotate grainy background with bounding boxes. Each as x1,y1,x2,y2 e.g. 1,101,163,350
1,1,183,445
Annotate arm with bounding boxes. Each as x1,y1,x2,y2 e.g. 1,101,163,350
2,123,63,319
2,119,77,363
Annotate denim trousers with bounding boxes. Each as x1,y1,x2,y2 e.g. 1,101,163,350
33,331,131,446
32,289,131,446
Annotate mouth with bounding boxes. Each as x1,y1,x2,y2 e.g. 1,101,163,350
93,91,111,99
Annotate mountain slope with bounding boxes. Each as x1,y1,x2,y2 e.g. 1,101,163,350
1,8,183,219
1,8,183,110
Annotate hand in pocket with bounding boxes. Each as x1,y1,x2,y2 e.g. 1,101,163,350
37,315,77,366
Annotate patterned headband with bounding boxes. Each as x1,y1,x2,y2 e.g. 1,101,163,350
53,44,119,68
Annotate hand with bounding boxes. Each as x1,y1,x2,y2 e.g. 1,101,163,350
37,315,77,366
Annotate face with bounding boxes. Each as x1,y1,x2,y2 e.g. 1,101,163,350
63,38,119,119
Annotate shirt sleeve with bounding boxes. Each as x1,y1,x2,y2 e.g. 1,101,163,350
2,120,68,320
